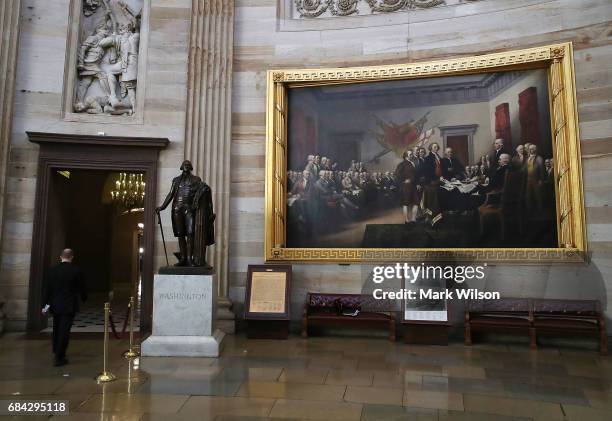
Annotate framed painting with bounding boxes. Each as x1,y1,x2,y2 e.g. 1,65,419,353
265,43,586,263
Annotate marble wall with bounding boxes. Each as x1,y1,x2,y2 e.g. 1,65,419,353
0,0,192,329
229,0,612,330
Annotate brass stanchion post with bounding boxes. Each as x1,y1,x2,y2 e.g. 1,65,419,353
96,302,117,383
123,296,139,359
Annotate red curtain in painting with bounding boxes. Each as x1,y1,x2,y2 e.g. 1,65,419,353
495,103,512,144
519,86,540,146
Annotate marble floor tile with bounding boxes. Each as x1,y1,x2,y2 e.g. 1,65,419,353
344,385,404,405
582,388,612,408
278,367,329,384
462,394,564,419
54,377,148,395
357,359,396,370
177,396,275,418
502,381,589,405
403,389,464,411
565,362,612,378
306,356,359,370
269,398,362,420
213,356,309,369
0,378,67,395
399,363,444,376
218,367,283,382
372,370,421,388
438,410,531,421
138,375,242,396
236,381,346,401
441,365,486,380
212,417,297,421
419,376,506,397
360,404,438,421
561,403,612,421
325,369,373,386
77,393,189,414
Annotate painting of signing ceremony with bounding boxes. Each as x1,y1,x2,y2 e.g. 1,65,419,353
286,69,558,249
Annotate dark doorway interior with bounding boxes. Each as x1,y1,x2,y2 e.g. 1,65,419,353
446,135,469,168
27,132,168,333
44,169,144,332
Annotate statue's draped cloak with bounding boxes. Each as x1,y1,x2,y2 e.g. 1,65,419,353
194,182,215,266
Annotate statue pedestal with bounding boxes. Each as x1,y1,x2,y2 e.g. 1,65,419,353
141,273,224,357
216,297,236,334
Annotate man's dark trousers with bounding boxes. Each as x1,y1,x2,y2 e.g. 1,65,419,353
52,313,74,361
43,261,86,364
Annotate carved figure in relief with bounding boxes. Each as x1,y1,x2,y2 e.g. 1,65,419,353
99,21,140,114
74,0,141,116
75,19,112,112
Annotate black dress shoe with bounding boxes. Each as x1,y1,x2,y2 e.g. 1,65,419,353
54,358,68,367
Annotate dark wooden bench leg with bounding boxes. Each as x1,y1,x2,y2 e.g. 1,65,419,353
464,322,472,345
301,317,308,338
600,323,608,356
389,319,396,342
529,327,537,350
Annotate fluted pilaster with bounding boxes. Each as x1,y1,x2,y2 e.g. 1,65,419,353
185,0,234,330
0,0,22,250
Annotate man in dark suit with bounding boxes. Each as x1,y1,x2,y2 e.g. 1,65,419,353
423,142,443,183
395,151,419,223
487,138,509,176
291,170,312,199
42,249,87,366
483,153,511,193
441,147,466,180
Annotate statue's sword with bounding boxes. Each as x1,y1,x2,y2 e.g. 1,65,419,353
156,210,170,266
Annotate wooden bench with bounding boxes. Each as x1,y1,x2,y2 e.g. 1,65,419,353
464,298,535,348
302,293,396,341
533,299,607,355
465,298,607,354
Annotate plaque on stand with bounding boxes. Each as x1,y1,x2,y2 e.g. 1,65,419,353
244,265,291,339
401,277,449,345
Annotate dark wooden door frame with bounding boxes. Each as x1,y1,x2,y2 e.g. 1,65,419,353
26,132,169,333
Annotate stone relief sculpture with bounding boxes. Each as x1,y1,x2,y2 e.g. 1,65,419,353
74,0,142,116
294,0,479,18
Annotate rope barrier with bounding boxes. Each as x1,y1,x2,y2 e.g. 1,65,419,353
108,303,131,339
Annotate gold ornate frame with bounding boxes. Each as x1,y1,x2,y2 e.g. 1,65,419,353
265,42,587,263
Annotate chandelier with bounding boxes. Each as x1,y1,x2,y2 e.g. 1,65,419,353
110,173,145,210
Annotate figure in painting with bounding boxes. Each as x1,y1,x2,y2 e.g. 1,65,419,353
394,150,419,224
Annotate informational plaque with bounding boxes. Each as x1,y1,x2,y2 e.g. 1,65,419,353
402,275,449,323
249,271,287,313
244,265,291,320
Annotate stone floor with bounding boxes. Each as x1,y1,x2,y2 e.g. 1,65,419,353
0,333,610,420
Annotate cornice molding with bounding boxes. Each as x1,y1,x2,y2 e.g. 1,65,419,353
26,132,170,149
